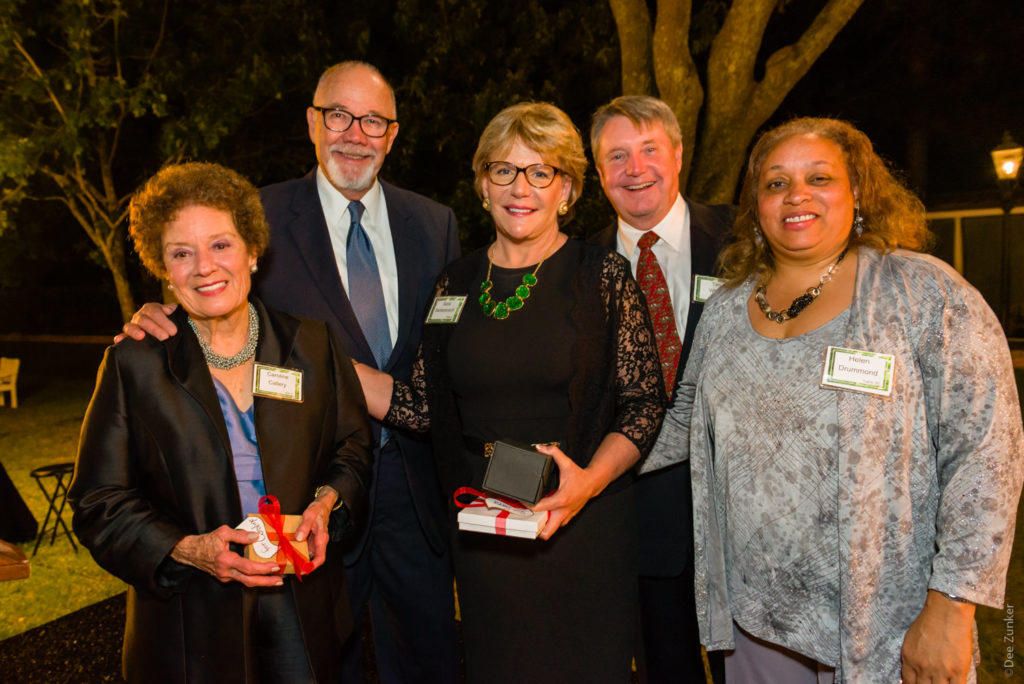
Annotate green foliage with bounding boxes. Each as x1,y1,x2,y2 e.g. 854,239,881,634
355,0,623,248
0,0,329,320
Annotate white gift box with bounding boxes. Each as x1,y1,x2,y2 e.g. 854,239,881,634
457,498,549,539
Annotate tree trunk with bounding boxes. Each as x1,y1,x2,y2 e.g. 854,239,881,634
100,235,137,323
689,0,865,203
609,0,654,96
652,0,702,190
608,0,865,204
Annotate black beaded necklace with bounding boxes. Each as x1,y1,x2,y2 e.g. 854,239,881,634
754,247,848,324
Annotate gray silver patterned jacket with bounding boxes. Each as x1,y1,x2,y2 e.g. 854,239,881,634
645,247,1024,682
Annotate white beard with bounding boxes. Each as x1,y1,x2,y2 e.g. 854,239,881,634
323,145,379,194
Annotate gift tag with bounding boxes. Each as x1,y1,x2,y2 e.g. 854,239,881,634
692,275,725,303
236,516,278,558
484,497,533,519
426,295,466,324
253,363,303,402
820,346,895,397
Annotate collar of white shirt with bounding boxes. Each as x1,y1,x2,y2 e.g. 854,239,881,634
315,167,385,235
616,194,689,259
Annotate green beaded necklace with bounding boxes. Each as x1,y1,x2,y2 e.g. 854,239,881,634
478,247,552,320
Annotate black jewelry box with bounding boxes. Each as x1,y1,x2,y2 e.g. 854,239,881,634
482,440,557,505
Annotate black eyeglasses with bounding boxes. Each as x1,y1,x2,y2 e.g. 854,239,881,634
312,107,397,137
484,162,561,189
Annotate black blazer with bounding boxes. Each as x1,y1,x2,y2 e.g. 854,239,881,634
257,172,460,557
589,198,733,575
70,300,373,684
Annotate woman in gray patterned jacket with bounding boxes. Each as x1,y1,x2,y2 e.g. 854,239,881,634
645,117,1023,683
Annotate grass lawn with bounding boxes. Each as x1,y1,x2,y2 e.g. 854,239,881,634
0,342,126,642
0,342,1022,681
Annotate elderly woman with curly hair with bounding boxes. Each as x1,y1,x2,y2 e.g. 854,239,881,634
646,118,1023,683
70,162,372,684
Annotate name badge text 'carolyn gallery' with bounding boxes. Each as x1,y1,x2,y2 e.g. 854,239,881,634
253,363,303,402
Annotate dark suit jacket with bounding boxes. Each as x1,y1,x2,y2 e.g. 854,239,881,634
70,301,373,684
590,198,733,575
257,172,460,558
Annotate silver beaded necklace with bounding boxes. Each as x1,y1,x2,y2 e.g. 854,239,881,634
187,302,259,369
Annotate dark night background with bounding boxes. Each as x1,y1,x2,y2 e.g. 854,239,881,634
1,0,1021,335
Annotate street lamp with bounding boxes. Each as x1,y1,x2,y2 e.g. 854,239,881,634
990,131,1022,334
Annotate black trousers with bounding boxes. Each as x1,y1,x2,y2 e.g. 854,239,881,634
635,464,724,684
256,584,313,683
339,441,459,683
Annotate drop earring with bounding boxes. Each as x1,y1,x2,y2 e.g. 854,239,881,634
853,203,865,238
752,223,764,246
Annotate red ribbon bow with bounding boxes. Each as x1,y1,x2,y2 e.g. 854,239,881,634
453,487,528,536
258,495,315,580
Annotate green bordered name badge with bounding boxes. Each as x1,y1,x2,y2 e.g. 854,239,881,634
253,363,303,402
820,346,895,397
692,275,725,303
425,295,467,324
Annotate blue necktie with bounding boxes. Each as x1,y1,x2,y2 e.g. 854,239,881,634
346,201,392,369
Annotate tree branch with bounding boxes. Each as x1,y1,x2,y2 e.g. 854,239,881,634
143,0,171,71
608,0,654,95
12,39,69,124
751,0,866,122
689,0,865,202
652,0,702,187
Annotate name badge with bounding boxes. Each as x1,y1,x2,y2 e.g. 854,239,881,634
692,275,725,303
425,295,466,324
820,346,895,397
253,363,303,402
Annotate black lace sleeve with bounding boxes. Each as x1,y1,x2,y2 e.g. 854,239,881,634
382,273,452,433
602,252,666,454
382,357,430,433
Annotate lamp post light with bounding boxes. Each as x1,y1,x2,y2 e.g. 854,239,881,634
990,131,1023,334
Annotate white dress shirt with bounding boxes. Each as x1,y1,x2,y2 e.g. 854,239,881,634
615,194,692,344
317,168,399,347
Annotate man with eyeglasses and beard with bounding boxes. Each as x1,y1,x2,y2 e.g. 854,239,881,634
121,61,460,683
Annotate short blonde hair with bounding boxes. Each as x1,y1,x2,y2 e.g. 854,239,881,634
129,162,269,280
721,117,931,285
472,102,587,222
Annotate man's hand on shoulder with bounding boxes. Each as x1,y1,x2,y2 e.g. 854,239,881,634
114,302,180,343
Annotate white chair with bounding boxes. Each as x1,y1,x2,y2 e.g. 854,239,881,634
0,357,19,408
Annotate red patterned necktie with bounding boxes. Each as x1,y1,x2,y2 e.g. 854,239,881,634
636,231,682,397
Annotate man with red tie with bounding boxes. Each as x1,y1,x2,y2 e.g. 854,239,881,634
589,95,733,684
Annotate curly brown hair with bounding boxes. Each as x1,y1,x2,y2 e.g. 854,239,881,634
129,162,270,280
472,102,587,224
720,117,931,285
